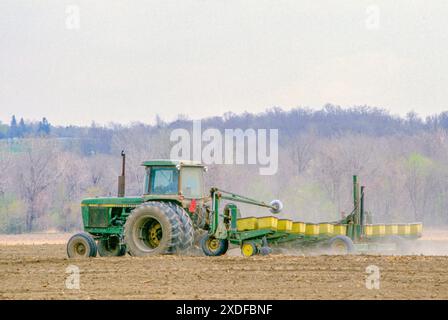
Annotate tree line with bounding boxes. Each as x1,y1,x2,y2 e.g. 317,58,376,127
1,105,448,233
0,115,51,139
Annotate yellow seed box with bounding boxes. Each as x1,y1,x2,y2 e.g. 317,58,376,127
257,216,278,230
385,224,398,235
397,224,411,235
319,223,334,235
409,223,422,236
291,222,306,234
333,224,347,236
236,217,258,231
277,219,293,232
372,224,386,236
364,224,373,236
305,223,319,236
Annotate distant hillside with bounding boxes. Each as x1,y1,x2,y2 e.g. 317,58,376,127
2,105,448,155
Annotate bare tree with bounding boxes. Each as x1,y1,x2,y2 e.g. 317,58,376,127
404,153,433,221
313,141,346,214
85,154,116,195
0,150,12,197
17,139,63,232
58,152,85,231
290,131,317,175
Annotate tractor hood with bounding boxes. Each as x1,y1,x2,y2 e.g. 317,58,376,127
81,197,144,207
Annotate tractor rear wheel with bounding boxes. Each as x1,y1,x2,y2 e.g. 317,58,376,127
124,202,182,256
97,236,126,257
328,235,354,254
166,202,194,251
67,232,97,258
200,234,229,256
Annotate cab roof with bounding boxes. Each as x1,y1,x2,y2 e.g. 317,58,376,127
141,159,203,167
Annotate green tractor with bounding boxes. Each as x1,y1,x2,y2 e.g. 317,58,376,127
67,152,282,258
68,153,206,257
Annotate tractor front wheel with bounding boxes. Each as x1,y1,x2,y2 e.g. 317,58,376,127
200,234,229,256
67,232,97,258
97,236,126,257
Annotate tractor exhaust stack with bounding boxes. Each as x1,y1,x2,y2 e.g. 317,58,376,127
118,150,126,197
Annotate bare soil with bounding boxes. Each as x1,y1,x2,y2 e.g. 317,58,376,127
1,238,448,299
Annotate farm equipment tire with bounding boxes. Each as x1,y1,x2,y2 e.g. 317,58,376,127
166,202,194,251
200,234,229,256
124,202,182,256
328,235,354,254
241,242,258,257
67,232,97,258
97,236,126,257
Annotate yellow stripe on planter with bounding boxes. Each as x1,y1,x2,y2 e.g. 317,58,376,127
372,224,385,236
385,224,398,235
410,223,422,236
291,222,306,234
364,224,373,237
319,223,334,235
257,217,278,230
236,217,258,231
397,224,411,235
277,219,293,232
333,224,347,236
305,223,319,236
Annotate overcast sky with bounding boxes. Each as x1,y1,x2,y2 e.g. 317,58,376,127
1,0,448,125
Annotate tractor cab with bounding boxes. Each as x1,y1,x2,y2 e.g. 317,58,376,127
142,160,206,199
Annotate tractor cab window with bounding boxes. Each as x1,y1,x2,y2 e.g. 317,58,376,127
149,167,179,195
180,167,204,198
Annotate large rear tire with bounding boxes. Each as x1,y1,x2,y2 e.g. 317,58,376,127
67,232,97,258
97,236,126,257
124,202,182,256
166,202,194,251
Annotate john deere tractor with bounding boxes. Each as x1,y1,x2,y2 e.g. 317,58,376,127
67,154,204,257
67,152,282,258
